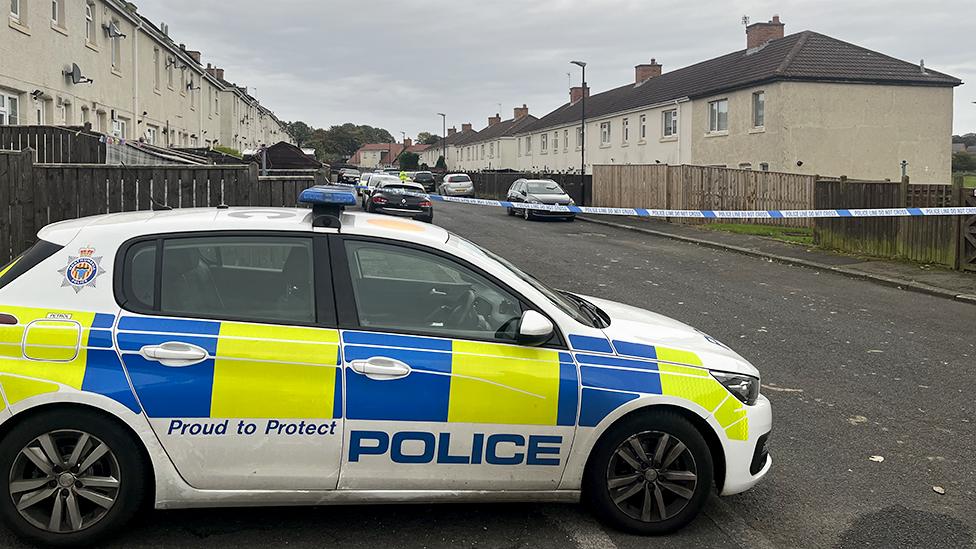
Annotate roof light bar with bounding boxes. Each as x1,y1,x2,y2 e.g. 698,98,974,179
299,185,357,228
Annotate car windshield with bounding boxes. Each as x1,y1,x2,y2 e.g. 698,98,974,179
383,184,425,192
448,235,607,328
448,175,471,183
527,181,563,194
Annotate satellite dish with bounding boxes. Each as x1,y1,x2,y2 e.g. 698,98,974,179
64,63,93,85
105,21,126,39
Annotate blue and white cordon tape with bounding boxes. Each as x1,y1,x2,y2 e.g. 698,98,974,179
353,185,976,219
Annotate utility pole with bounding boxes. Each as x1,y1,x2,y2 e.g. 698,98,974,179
437,113,447,170
571,61,587,175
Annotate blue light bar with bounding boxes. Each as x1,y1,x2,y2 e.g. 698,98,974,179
299,185,357,206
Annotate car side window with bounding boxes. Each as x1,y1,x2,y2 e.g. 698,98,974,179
344,240,523,342
120,235,316,324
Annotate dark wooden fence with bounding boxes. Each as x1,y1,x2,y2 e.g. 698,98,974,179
0,125,106,164
470,172,592,205
0,150,317,263
814,177,966,268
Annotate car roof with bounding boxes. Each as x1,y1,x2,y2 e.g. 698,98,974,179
38,208,450,247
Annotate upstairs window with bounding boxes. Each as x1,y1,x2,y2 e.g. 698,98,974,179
0,92,20,126
752,91,765,128
111,21,122,69
600,121,610,145
85,2,95,42
153,48,161,90
50,0,58,24
526,135,532,154
708,99,728,133
541,133,548,152
552,131,558,151
576,126,583,148
622,118,630,143
563,129,569,151
639,114,647,140
10,0,21,21
663,109,678,137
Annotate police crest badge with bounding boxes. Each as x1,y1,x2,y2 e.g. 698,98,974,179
58,246,105,293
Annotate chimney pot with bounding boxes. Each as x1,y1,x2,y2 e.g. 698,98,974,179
746,15,785,49
216,68,225,80
186,50,202,64
488,114,502,126
570,86,590,104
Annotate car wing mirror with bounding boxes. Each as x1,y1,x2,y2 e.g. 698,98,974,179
517,310,554,347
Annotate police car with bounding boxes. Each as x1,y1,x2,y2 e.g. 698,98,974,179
0,187,771,546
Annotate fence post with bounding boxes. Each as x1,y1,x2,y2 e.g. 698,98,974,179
951,174,963,269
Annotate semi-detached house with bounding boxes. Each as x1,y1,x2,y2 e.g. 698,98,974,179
512,17,960,183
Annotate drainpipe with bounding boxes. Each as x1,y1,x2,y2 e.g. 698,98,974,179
132,18,142,140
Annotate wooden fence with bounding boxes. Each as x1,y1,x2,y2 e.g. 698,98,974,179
814,177,966,268
592,164,816,227
0,150,315,263
470,172,592,205
0,125,106,164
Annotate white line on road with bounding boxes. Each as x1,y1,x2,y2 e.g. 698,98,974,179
542,504,618,549
704,496,777,549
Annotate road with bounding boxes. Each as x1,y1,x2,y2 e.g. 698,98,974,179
3,201,974,548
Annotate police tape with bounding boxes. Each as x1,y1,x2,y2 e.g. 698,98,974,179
352,185,976,219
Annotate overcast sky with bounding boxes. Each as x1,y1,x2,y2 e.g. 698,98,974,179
135,0,973,140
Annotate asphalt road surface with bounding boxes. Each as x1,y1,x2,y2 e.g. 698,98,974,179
3,201,974,548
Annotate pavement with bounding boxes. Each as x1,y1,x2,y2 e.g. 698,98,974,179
3,201,974,549
577,215,976,305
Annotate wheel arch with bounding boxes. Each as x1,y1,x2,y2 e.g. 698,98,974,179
0,402,156,509
581,404,727,494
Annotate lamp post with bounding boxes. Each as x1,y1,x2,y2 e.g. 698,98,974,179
571,61,587,175
437,113,447,170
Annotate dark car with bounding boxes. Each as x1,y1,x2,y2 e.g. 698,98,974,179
412,171,437,192
338,168,361,184
506,179,576,221
366,180,434,223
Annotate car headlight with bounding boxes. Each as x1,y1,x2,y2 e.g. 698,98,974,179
711,371,760,406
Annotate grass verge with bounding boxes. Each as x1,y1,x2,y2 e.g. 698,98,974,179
699,223,815,246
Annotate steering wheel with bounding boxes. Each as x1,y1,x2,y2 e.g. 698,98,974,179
446,289,477,327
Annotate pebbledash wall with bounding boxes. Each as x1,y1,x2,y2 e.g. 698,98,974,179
0,0,291,151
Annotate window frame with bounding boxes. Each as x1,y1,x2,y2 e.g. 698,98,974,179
752,91,765,128
639,114,647,141
329,234,566,349
622,117,629,144
0,91,19,126
600,121,610,146
85,2,95,43
10,0,21,21
708,99,728,133
662,109,678,137
113,231,337,328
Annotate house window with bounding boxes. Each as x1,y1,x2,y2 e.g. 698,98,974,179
708,99,728,132
145,126,158,145
111,118,125,138
0,92,19,125
622,118,630,143
153,48,161,90
739,162,753,170
564,129,569,151
752,91,765,128
541,133,548,153
50,0,58,24
600,121,610,146
552,131,558,151
576,126,582,148
489,142,494,157
759,162,769,172
10,0,21,21
34,100,44,124
518,137,522,156
56,98,66,124
111,22,122,69
180,67,186,95
526,135,532,154
639,115,647,140
663,109,678,137
85,2,95,42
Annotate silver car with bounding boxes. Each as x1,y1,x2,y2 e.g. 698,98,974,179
438,173,475,197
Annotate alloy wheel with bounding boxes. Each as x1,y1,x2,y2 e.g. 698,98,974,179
606,430,698,523
9,430,121,533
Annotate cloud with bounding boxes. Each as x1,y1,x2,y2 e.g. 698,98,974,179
133,0,973,137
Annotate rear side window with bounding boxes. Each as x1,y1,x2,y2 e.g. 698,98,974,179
119,235,323,325
0,241,64,291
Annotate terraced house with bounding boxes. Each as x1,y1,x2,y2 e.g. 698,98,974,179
511,16,960,183
0,0,290,150
452,105,538,173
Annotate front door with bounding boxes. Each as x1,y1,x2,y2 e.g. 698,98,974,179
334,237,577,491
115,233,343,490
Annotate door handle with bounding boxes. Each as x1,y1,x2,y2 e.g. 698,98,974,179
430,288,447,296
349,357,412,380
139,342,209,367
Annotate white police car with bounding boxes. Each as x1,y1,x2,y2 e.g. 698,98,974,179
0,187,771,546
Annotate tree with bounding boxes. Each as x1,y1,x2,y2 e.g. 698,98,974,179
952,151,976,172
285,121,314,148
952,133,976,147
416,132,440,145
435,155,446,170
399,152,420,170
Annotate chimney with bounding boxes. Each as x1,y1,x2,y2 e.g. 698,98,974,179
746,15,785,49
570,86,590,104
404,137,412,147
488,113,502,126
186,50,202,64
514,104,529,119
216,68,225,81
635,58,662,84
448,126,457,137
461,123,473,132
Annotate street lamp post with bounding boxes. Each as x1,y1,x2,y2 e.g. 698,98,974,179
571,61,587,176
437,113,447,170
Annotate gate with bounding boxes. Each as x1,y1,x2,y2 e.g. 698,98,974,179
961,188,976,272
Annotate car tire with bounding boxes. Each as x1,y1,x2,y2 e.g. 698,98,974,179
583,410,713,536
0,408,149,547
417,214,434,224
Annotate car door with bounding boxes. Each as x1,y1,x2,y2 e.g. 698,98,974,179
115,233,344,491
507,180,523,202
333,236,577,491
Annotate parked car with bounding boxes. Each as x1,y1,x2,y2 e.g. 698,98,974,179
506,179,576,221
360,174,400,208
412,171,437,192
365,179,434,223
338,168,361,184
0,185,770,546
438,173,475,197
357,173,375,196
